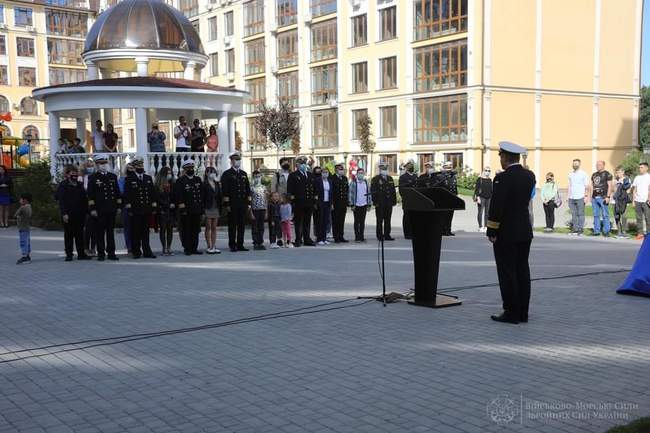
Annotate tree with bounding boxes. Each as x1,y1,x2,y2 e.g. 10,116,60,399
254,100,301,159
640,86,650,151
357,113,376,176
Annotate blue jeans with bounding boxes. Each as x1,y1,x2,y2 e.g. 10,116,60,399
19,229,31,257
592,196,611,234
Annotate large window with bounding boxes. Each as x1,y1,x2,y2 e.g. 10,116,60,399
244,0,264,37
49,67,86,85
179,0,198,17
245,77,266,113
18,67,37,87
352,109,367,139
247,117,265,150
414,40,467,92
351,15,367,47
444,152,463,169
47,39,84,65
312,109,337,148
310,0,336,17
414,95,468,144
414,0,468,41
418,153,434,172
378,154,398,175
277,0,297,27
380,56,397,90
380,106,397,138
15,7,33,27
311,19,337,62
226,49,235,73
0,66,7,85
46,10,87,37
20,97,37,115
0,35,6,55
311,64,337,105
224,11,234,36
277,71,298,107
16,38,35,57
208,16,218,40
245,39,265,75
379,6,397,41
0,95,8,112
351,62,367,94
277,30,297,68
209,53,218,76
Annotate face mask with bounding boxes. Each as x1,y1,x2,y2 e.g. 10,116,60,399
253,176,262,183
337,169,344,176
407,166,414,173
380,170,388,176
86,167,95,174
299,163,307,171
547,178,553,182
135,167,144,174
98,164,108,173
314,171,322,177
281,164,290,170
186,169,195,176
357,173,365,180
166,174,172,181
323,172,329,178
484,171,490,177
69,175,78,182
427,168,435,175
233,160,241,169
209,173,217,180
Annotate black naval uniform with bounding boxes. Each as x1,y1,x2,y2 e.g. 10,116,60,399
287,169,316,246
370,174,397,240
486,164,536,323
124,172,157,258
174,174,205,254
331,173,349,242
55,179,89,259
221,167,251,250
87,170,121,259
399,171,418,239
439,170,458,235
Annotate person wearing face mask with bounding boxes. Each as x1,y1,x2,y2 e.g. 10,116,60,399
348,168,372,242
287,155,317,247
439,161,459,236
473,167,493,232
399,159,418,239
220,151,252,252
371,162,397,241
250,170,268,250
271,157,292,195
202,166,222,254
312,166,332,245
174,160,206,255
86,155,121,261
124,158,158,259
331,162,350,243
80,160,97,257
55,165,90,261
154,167,176,255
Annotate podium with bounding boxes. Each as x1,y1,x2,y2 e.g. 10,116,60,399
401,187,466,308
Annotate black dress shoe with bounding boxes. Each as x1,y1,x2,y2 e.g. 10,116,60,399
78,255,92,260
491,313,519,324
384,236,395,241
447,232,455,236
143,254,157,259
229,247,238,252
97,256,105,262
64,256,73,262
340,238,349,243
185,251,193,255
237,246,249,251
192,251,203,255
520,316,528,323
107,256,119,261
132,255,142,259
293,242,302,247
303,241,316,246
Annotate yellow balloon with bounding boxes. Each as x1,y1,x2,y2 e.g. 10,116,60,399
18,155,30,167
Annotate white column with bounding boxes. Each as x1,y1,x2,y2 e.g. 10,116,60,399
76,118,86,148
87,61,99,80
104,108,113,127
217,112,229,173
228,114,236,155
184,61,197,80
135,57,149,77
48,112,61,180
135,107,148,157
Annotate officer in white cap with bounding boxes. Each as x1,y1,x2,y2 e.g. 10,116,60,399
86,154,121,261
370,161,397,241
123,157,157,259
174,159,205,255
399,158,418,239
440,160,458,236
487,140,536,324
287,155,317,246
221,150,251,251
331,161,350,242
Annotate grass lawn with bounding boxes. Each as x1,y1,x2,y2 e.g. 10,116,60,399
458,187,474,196
605,417,650,433
579,203,636,220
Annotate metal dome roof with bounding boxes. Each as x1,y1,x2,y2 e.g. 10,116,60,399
84,0,204,55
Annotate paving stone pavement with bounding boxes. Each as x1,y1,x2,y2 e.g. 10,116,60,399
0,210,648,433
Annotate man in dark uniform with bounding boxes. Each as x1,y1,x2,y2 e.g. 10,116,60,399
331,162,349,243
399,159,418,239
487,141,536,324
55,165,91,261
370,162,397,241
87,154,121,261
221,151,251,252
174,160,205,255
439,161,458,236
287,155,316,247
124,158,157,259
416,161,440,188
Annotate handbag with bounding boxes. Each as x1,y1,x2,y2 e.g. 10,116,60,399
554,189,562,208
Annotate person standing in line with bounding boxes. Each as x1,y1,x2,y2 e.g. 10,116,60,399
15,193,32,264
331,162,349,243
147,123,166,152
0,164,13,228
417,161,439,188
103,124,118,153
174,160,205,255
631,162,650,240
55,165,91,262
250,170,268,250
271,157,292,195
313,166,332,245
588,160,614,237
268,191,283,248
439,161,458,236
473,167,493,232
371,162,397,241
174,116,191,152
287,155,316,247
280,194,293,248
540,172,559,232
567,158,589,235
86,154,121,261
80,159,97,257
118,163,134,253
399,159,418,240
612,166,632,238
203,166,222,254
349,167,372,242
93,119,105,153
486,141,536,324
221,151,252,252
124,158,157,259
154,167,175,255
190,119,206,152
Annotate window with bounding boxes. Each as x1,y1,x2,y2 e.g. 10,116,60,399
245,39,265,75
418,153,434,172
0,95,8,112
247,117,265,150
414,0,468,41
0,35,5,55
379,154,398,175
244,0,264,37
245,77,266,113
224,11,234,36
379,6,397,41
380,106,397,138
276,0,297,27
22,125,39,140
414,40,467,92
208,16,218,40
20,97,38,115
112,109,122,125
277,30,298,68
16,38,35,57
414,95,468,144
209,53,218,76
277,71,299,107
15,8,33,27
0,5,4,24
380,57,397,89
47,39,84,65
311,19,337,62
351,62,367,93
18,67,36,86
352,154,368,171
352,109,367,139
312,109,338,148
0,66,7,85
226,49,235,73
252,157,265,170
351,15,367,47
179,0,198,17
49,67,86,85
311,64,337,105
444,152,463,169
46,10,87,37
319,155,334,166
310,0,336,17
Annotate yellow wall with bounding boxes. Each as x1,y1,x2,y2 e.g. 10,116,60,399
599,0,637,95
541,94,592,149
598,98,635,151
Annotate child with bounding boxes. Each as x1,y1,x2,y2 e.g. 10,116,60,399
15,193,33,264
250,170,267,250
280,194,293,248
268,191,282,249
613,166,632,238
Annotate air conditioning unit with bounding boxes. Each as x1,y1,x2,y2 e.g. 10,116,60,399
223,36,232,46
328,98,338,108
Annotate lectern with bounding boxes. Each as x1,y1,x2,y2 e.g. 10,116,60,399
401,187,466,308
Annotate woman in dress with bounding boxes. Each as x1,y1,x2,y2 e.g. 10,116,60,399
0,165,13,228
203,166,222,254
154,167,175,255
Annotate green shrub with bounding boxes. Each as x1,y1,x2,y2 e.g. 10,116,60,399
606,417,650,433
13,160,62,230
457,172,479,192
618,150,649,177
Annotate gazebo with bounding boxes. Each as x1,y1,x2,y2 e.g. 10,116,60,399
32,0,246,179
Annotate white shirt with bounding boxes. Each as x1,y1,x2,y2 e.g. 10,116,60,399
355,180,368,206
93,130,105,152
174,125,190,149
568,170,588,200
632,173,650,203
322,178,330,202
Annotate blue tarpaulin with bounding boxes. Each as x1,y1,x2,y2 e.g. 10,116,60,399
617,236,650,297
